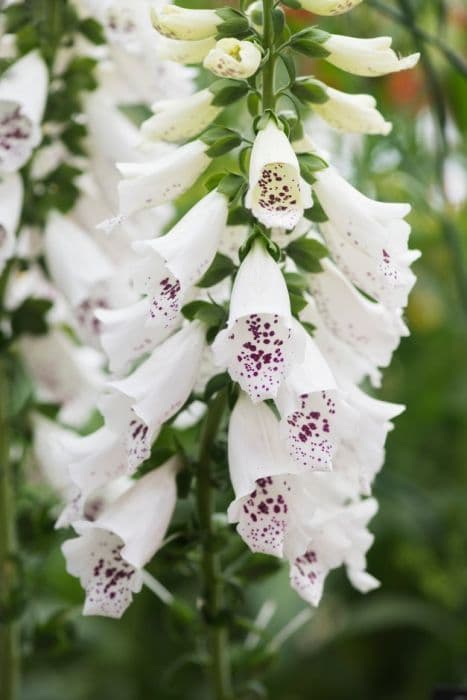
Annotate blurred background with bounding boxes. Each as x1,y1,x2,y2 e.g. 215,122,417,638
13,0,467,698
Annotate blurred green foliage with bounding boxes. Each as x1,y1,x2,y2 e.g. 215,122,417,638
9,0,467,698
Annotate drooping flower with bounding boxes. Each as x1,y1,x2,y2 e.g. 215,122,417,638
110,322,206,434
131,190,228,326
62,458,179,618
213,241,304,402
150,5,223,40
289,497,379,606
141,89,222,142
295,0,363,15
204,39,262,79
0,173,23,273
313,85,392,135
307,258,408,368
0,51,48,173
116,140,211,218
245,120,312,229
321,34,419,77
158,35,216,64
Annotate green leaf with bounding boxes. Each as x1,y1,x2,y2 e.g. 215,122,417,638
286,236,328,273
197,253,236,288
206,135,242,158
227,207,254,226
79,17,106,44
209,79,249,107
11,298,53,337
247,92,260,117
291,79,328,105
181,301,226,328
204,372,231,401
283,271,309,295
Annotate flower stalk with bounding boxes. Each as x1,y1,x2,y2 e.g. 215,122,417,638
261,0,276,111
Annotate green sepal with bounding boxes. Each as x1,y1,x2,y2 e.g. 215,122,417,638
298,152,328,184
197,253,236,288
286,236,328,273
215,8,250,38
209,79,250,107
227,206,254,226
202,125,243,157
301,320,316,337
11,298,53,337
289,291,308,316
217,173,247,201
281,0,302,8
272,7,285,36
204,372,231,401
304,191,328,222
247,92,260,117
239,229,282,263
283,271,309,296
78,18,106,44
181,300,226,328
291,78,328,104
290,28,330,58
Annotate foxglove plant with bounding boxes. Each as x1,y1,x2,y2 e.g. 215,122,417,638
0,0,421,697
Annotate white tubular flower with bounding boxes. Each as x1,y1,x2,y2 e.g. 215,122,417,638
117,140,211,217
297,0,363,15
19,330,104,428
322,34,419,77
246,120,312,229
314,86,391,135
151,6,222,40
158,35,216,64
141,89,222,143
276,321,357,471
204,39,262,79
32,414,82,502
0,173,23,273
308,258,409,368
110,322,206,433
213,241,304,402
0,51,48,173
290,498,379,607
301,297,383,388
62,458,179,618
131,191,228,327
96,298,175,375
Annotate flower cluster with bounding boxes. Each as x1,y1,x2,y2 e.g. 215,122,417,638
1,0,419,621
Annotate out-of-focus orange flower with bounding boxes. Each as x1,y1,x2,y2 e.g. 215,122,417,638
385,67,426,111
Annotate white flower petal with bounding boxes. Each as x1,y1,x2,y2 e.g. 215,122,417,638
158,36,216,64
141,89,221,142
314,86,392,135
298,0,363,15
0,173,22,271
151,6,221,40
324,34,419,77
204,39,261,79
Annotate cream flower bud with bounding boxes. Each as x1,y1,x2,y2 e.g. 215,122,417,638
314,86,392,135
296,0,363,15
158,35,216,65
323,34,420,77
141,89,222,143
151,5,222,40
204,39,262,79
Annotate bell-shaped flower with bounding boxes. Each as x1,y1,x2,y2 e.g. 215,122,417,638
19,329,105,428
301,297,383,388
290,497,379,606
131,190,228,327
0,51,48,173
308,258,408,368
0,173,23,273
276,320,357,471
313,85,391,135
141,89,222,143
110,322,206,435
158,35,216,64
322,34,419,77
297,0,363,15
62,458,179,618
96,298,175,374
213,241,304,402
204,39,262,79
245,120,312,229
151,5,222,40
117,140,211,218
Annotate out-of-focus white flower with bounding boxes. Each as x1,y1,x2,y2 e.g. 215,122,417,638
246,120,312,230
141,89,222,143
62,458,179,618
213,241,304,402
116,140,211,218
290,497,379,606
18,330,105,428
110,322,206,435
131,190,228,327
204,39,262,79
313,86,391,135
307,258,408,368
0,51,48,173
151,5,222,40
296,0,363,15
322,34,419,77
158,35,216,64
0,173,22,273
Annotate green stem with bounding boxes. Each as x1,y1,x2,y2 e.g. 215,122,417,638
261,0,276,111
0,358,19,700
196,390,232,700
